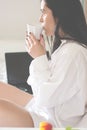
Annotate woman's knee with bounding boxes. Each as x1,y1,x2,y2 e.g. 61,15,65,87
0,99,34,127
0,99,14,119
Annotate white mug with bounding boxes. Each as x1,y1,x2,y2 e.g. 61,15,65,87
26,24,42,40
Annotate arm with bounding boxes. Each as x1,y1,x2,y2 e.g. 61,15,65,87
28,43,87,107
0,81,33,107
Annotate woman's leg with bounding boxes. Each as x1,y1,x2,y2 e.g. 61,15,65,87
0,81,33,106
0,99,34,127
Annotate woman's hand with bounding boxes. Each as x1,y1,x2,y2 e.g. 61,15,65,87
25,32,46,58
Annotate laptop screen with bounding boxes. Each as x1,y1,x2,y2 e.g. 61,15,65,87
5,52,33,94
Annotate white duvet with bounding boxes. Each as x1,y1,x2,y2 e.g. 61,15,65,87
0,53,7,82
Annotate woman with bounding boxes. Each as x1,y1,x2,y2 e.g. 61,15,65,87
0,0,87,127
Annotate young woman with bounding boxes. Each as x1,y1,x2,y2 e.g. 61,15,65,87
0,0,87,127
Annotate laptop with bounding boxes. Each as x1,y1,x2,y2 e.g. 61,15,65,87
5,52,33,94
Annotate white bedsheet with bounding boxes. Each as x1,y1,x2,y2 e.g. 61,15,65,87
0,52,7,82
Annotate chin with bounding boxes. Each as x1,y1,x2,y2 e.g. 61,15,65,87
42,27,52,36
43,29,49,35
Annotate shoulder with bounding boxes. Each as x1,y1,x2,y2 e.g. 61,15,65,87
52,40,87,64
55,40,87,56
62,40,86,51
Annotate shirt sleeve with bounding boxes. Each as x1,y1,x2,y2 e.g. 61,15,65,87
27,45,86,107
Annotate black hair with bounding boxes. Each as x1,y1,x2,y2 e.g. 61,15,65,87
43,0,87,47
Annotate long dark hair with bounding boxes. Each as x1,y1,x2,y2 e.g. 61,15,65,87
44,0,87,47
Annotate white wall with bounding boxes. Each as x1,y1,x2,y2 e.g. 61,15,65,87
0,0,41,82
0,0,40,41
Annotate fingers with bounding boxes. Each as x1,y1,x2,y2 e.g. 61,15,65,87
25,32,36,54
25,33,33,47
28,33,37,45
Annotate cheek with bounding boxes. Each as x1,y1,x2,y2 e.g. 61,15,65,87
44,15,51,26
46,17,55,31
42,15,55,34
50,16,56,26
42,15,48,27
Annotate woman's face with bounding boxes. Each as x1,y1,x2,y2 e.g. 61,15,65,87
39,0,56,36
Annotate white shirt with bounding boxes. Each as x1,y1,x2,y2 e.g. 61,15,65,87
26,40,87,127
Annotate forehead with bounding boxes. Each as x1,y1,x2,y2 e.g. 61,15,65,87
40,0,47,10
